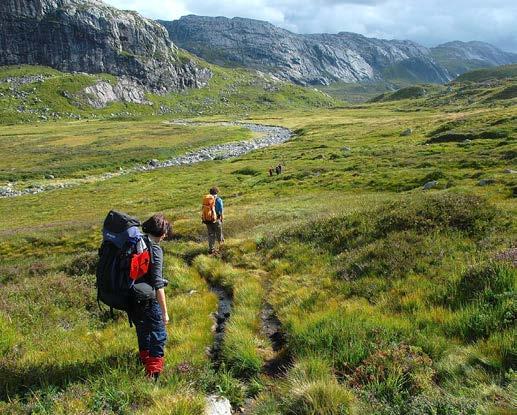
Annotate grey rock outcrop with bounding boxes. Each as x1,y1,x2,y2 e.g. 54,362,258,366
83,77,150,108
160,15,451,86
0,0,211,92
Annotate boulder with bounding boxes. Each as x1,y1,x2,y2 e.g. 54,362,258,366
400,128,413,136
478,179,496,186
206,395,232,415
423,180,438,190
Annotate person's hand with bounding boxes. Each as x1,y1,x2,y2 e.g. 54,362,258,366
163,313,170,325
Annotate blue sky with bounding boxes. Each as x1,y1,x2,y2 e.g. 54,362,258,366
105,0,517,52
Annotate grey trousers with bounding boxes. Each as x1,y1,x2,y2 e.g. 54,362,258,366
206,221,223,252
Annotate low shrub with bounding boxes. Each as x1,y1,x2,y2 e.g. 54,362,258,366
280,359,356,415
335,231,433,280
349,343,434,405
232,167,261,176
374,193,497,238
454,262,516,306
65,251,98,276
281,379,355,415
287,306,406,371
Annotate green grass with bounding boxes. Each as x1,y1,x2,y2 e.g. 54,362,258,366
0,121,253,182
0,64,337,126
455,64,517,82
0,68,516,414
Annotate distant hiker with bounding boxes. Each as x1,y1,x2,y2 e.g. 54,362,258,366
269,167,274,176
96,211,171,380
275,164,283,175
202,187,224,254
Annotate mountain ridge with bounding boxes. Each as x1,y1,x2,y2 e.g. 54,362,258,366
160,15,517,86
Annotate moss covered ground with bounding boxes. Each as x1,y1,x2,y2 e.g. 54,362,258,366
0,65,516,414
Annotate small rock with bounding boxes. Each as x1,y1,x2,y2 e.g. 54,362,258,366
188,289,198,296
458,139,472,147
148,159,159,167
45,174,55,179
400,128,413,137
342,146,351,151
478,179,495,186
206,395,232,415
423,180,438,190
504,169,516,174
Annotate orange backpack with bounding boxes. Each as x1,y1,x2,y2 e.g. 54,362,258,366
201,194,217,223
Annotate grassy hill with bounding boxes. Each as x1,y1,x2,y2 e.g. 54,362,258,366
0,63,337,125
0,64,516,414
455,64,517,82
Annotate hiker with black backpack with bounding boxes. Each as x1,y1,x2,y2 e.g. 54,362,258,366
96,211,172,380
201,186,224,255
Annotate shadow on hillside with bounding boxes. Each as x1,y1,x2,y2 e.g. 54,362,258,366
0,350,136,400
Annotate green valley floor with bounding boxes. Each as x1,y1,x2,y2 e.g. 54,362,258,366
0,96,516,414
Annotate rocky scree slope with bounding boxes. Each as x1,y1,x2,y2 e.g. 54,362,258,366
0,0,211,92
431,41,517,77
160,15,451,86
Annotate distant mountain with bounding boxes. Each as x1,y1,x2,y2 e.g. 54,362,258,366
431,41,517,77
159,15,451,86
0,0,211,92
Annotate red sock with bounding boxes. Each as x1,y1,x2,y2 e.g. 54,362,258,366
139,350,150,366
145,356,164,377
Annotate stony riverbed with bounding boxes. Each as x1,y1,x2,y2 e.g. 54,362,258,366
0,121,292,198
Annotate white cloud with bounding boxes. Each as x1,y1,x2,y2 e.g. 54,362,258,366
104,0,517,51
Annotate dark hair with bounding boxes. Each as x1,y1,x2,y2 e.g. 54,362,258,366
209,186,219,195
142,213,171,238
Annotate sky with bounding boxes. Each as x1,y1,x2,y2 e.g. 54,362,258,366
105,0,517,52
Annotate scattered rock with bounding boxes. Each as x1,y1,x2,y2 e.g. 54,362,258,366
458,139,472,147
342,146,351,151
45,174,55,179
423,180,438,190
400,128,413,136
478,179,496,186
148,159,159,167
206,395,232,415
504,169,517,174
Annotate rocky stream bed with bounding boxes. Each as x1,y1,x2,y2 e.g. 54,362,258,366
0,121,293,198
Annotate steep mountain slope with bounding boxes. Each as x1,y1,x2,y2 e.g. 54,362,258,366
159,15,451,85
431,41,517,77
0,0,211,91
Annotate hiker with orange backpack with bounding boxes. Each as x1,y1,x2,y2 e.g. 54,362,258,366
202,186,224,254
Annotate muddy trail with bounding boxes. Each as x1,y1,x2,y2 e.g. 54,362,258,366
260,303,291,377
0,121,293,198
208,284,233,367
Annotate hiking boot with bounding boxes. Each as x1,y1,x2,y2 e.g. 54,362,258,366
145,356,164,380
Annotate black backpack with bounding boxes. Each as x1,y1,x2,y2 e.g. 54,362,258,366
96,211,154,316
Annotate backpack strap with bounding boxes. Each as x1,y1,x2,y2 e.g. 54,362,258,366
143,235,154,264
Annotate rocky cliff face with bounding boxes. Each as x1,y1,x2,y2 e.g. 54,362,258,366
0,0,211,92
160,15,451,85
431,41,517,77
